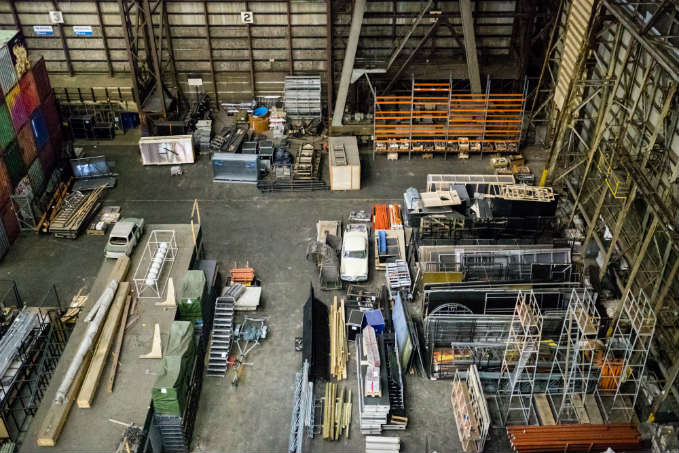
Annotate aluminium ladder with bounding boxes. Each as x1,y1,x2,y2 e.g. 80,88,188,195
206,295,235,376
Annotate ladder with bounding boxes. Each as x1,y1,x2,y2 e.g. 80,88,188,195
206,296,235,376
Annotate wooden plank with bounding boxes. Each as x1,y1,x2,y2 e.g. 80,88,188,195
571,394,590,424
106,294,131,392
77,282,130,407
36,256,130,446
533,393,556,425
583,394,603,424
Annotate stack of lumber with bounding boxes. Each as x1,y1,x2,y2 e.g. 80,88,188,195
49,185,106,239
365,436,400,453
330,297,348,380
36,178,72,233
506,423,642,453
230,267,255,284
322,383,352,440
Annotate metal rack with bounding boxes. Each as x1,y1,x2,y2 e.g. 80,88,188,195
451,365,490,453
496,291,543,425
595,289,656,423
373,76,527,158
546,288,600,423
284,76,322,120
132,230,178,299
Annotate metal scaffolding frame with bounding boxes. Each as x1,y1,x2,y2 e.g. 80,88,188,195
595,289,656,423
496,291,543,425
546,288,600,423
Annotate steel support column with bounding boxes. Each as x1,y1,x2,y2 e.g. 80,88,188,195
202,0,219,105
51,1,73,76
245,0,256,97
385,0,433,72
141,0,166,116
325,0,333,113
94,0,113,76
288,0,295,76
332,0,366,127
459,0,481,93
384,18,440,93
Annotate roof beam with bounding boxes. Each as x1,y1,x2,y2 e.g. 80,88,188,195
459,0,482,92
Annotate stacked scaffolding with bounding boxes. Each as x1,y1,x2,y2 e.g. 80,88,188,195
595,289,655,423
497,291,543,425
451,365,490,453
546,288,600,423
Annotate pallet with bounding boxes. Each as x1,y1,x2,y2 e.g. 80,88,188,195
386,152,398,160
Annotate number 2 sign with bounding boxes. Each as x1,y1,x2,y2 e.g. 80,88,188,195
240,11,254,24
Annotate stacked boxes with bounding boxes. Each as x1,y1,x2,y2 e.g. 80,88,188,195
0,30,63,258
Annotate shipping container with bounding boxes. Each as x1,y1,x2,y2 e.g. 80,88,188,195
30,108,49,148
0,30,29,78
19,71,39,116
30,57,51,102
0,158,11,204
3,141,26,187
6,85,28,130
0,200,19,244
42,94,61,135
0,103,14,149
38,141,56,174
0,45,17,95
27,157,45,196
16,123,37,167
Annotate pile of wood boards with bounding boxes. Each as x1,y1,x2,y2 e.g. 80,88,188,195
37,256,132,447
322,383,352,441
49,185,107,239
329,297,347,380
36,177,72,233
506,423,642,453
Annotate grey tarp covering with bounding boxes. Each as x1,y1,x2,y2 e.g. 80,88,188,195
177,270,206,321
151,321,196,415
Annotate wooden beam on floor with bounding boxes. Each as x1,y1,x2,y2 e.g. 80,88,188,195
106,293,132,392
36,256,130,447
77,282,130,407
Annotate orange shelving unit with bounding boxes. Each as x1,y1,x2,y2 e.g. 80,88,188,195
373,76,528,159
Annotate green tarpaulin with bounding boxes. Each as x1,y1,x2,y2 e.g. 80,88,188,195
151,321,196,416
177,270,206,321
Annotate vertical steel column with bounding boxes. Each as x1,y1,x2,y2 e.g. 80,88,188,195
51,1,73,76
287,0,294,75
325,0,333,113
117,0,143,110
94,0,113,76
331,0,366,127
245,0,256,97
162,1,180,101
202,0,219,105
141,0,166,116
459,0,481,93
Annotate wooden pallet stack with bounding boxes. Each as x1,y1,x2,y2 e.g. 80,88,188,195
322,383,352,441
506,424,642,453
329,297,347,380
49,185,106,238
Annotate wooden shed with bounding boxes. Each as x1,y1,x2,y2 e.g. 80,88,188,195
328,136,360,191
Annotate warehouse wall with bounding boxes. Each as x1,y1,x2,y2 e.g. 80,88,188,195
0,0,519,105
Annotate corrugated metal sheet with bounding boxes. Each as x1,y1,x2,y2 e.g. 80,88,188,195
16,123,36,167
0,104,14,150
3,141,26,187
6,84,28,131
554,0,595,109
27,157,44,196
38,140,55,174
0,201,19,244
0,216,10,260
19,71,39,116
30,57,51,102
42,94,60,135
0,45,18,95
30,108,48,148
0,158,11,204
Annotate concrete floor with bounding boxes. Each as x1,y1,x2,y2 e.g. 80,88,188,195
1,136,546,453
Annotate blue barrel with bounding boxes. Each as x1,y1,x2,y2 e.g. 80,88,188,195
253,106,268,117
378,230,387,254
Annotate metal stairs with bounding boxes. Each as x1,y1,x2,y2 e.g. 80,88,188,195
206,295,235,376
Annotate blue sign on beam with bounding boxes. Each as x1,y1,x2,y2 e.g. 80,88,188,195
33,25,54,36
73,26,93,36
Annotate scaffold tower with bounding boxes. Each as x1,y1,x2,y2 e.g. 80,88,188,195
497,291,543,425
595,289,656,423
546,288,600,423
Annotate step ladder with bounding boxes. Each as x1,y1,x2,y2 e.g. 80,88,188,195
206,296,235,377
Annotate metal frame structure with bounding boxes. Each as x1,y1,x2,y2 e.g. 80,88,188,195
451,365,490,453
595,289,656,423
496,291,543,425
546,288,600,423
535,0,679,414
132,230,178,299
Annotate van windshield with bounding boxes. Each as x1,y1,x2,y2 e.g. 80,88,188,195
109,237,128,245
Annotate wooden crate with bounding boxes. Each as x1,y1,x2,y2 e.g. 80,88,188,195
328,136,360,191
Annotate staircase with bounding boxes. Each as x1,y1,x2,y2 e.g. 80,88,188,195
206,296,234,377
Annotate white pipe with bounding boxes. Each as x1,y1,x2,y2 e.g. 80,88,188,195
55,280,119,404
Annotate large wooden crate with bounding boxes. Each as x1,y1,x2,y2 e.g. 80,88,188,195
328,136,360,191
